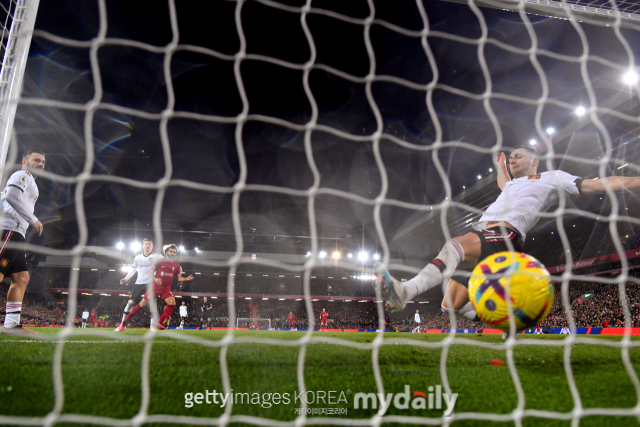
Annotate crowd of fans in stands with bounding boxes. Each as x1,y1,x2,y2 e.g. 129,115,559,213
9,223,640,330
6,267,640,330
528,224,640,269
46,269,379,297
0,284,65,326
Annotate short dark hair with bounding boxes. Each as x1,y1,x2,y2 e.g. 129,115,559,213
142,238,153,244
512,145,537,156
163,243,178,254
23,149,45,160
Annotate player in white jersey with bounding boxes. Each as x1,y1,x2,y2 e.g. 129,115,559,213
1,150,45,335
413,310,420,332
178,301,188,329
81,309,89,328
375,145,640,323
114,238,164,330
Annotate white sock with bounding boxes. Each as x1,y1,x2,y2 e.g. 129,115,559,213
460,302,477,320
122,301,134,322
4,302,22,328
402,240,464,300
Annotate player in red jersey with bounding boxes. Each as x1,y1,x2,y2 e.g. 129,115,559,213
89,309,97,327
117,244,193,331
287,312,295,330
320,308,328,328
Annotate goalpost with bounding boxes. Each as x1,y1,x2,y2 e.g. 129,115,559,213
236,318,272,329
0,0,639,426
0,0,39,180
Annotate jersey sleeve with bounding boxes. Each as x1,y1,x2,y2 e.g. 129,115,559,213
6,171,30,193
123,256,139,281
553,171,583,195
4,172,38,224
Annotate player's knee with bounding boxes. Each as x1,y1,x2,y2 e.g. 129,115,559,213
13,273,29,289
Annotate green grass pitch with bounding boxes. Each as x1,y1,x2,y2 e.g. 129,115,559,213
1,328,639,427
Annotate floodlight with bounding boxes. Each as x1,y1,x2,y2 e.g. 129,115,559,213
623,70,639,84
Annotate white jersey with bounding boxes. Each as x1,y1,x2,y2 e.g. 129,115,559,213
473,170,581,240
124,252,165,285
82,311,89,320
179,305,188,317
414,313,420,323
0,170,39,237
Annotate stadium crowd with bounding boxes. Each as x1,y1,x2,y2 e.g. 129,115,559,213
46,269,378,297
10,263,640,330
528,224,640,269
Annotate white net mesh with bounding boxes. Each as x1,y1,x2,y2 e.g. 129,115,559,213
1,0,640,425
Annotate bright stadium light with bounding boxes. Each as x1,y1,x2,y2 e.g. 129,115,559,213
332,251,340,259
358,252,368,261
116,242,124,250
130,241,141,252
623,70,639,85
373,254,380,260
195,247,200,252
489,168,493,172
319,251,327,259
179,245,185,251
529,139,536,146
347,253,353,258
306,251,311,257
477,175,481,180
575,106,586,116
121,265,132,273
546,127,555,135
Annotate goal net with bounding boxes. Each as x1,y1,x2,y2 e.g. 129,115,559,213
0,0,639,426
236,318,272,330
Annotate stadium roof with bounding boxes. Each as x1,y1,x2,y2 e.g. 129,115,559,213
8,0,640,262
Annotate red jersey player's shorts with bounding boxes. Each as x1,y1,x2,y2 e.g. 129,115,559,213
144,283,174,301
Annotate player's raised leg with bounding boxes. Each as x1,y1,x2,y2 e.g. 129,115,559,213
374,232,481,312
157,296,176,330
116,297,135,331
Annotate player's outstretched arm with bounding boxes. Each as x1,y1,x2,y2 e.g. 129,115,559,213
581,176,640,194
177,274,194,282
494,152,511,190
121,258,138,284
